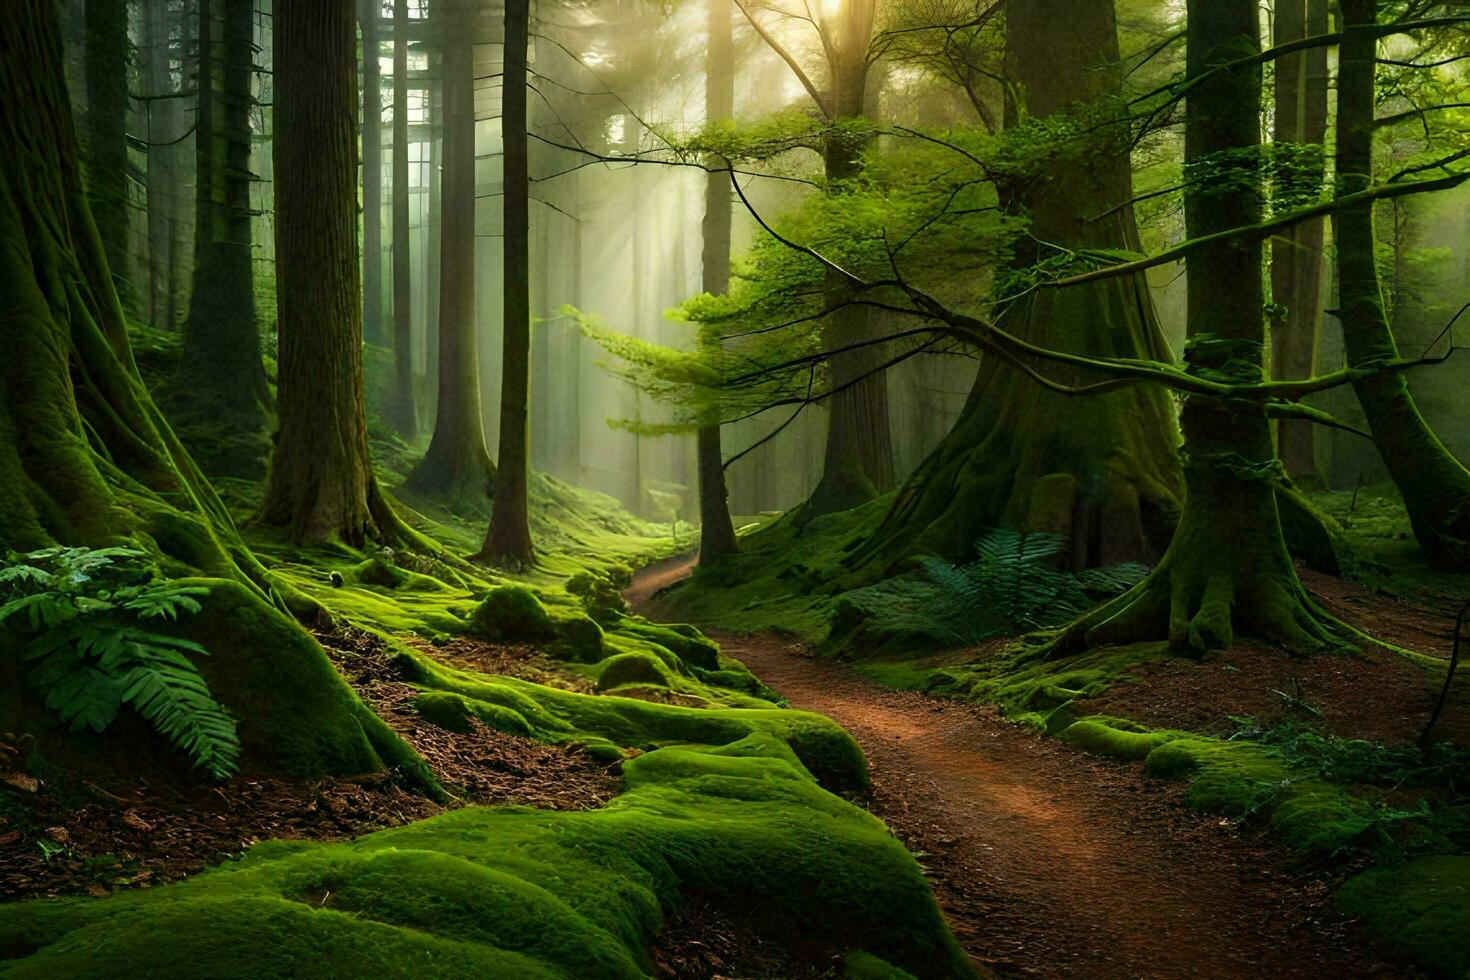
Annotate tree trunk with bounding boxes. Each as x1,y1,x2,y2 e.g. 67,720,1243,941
803,0,894,518
143,0,182,329
361,0,386,348
1060,0,1336,655
857,0,1182,573
480,0,535,565
1334,0,1470,568
404,0,494,505
0,0,426,783
83,0,134,312
176,0,272,476
697,0,739,563
260,0,405,546
1269,0,1329,485
385,0,418,437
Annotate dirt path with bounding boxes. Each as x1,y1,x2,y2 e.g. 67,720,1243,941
631,560,1406,979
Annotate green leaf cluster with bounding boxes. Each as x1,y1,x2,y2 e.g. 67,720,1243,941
0,548,240,779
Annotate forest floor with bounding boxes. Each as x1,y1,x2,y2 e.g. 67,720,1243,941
629,557,1417,979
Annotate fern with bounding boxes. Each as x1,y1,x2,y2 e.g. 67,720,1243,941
837,528,1151,651
0,548,239,779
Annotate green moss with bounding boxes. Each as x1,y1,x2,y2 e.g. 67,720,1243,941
596,652,677,692
398,652,869,796
411,691,534,738
0,740,973,979
613,618,721,671
547,612,606,663
467,586,555,643
1058,717,1180,760
1337,855,1470,977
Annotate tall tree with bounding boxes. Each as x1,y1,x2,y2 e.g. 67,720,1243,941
696,0,740,563
1269,0,1331,484
405,0,495,504
1334,0,1470,567
83,0,133,310
385,0,419,436
361,0,386,347
260,0,406,545
737,0,894,516
480,0,535,565
142,0,184,329
858,0,1182,571
176,0,272,473
0,0,423,781
1062,0,1337,653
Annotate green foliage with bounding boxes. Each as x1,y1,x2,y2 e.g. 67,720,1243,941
836,528,1149,651
465,585,555,643
0,736,971,979
1337,856,1470,979
0,549,240,779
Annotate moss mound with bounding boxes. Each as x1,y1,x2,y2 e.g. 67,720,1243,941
467,585,555,643
1336,855,1470,977
596,652,676,692
0,740,973,979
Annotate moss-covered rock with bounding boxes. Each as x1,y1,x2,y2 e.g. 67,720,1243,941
613,618,721,671
548,612,606,663
1336,855,1470,978
411,691,534,738
596,652,676,692
0,739,974,979
466,585,555,643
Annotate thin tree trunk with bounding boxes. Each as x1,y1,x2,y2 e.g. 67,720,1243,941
361,0,386,347
1269,0,1329,485
480,0,535,565
143,0,181,329
385,0,418,436
1334,0,1470,567
696,0,739,563
405,0,494,505
1061,0,1337,654
261,0,404,545
83,0,133,311
177,0,271,475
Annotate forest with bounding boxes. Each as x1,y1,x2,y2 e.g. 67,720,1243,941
1,0,1469,976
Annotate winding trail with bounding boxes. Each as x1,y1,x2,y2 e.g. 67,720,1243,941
629,558,1405,979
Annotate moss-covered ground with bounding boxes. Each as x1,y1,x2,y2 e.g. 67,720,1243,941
657,482,1470,976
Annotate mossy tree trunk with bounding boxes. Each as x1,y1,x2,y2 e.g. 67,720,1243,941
803,0,895,518
83,0,134,313
405,0,495,506
260,0,406,546
0,0,426,784
385,0,419,438
1269,0,1330,486
176,0,272,475
697,0,739,564
360,0,386,348
1334,0,1470,568
480,0,536,566
1060,0,1338,655
858,0,1182,573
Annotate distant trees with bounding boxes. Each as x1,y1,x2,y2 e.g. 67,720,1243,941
405,0,496,505
176,0,272,474
385,0,419,438
480,0,536,565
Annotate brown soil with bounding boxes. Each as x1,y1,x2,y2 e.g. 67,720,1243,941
0,625,617,901
1089,569,1470,745
632,558,1420,979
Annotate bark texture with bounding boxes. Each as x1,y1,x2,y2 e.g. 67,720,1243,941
404,0,495,505
361,0,386,347
1269,0,1329,484
859,0,1182,573
260,0,403,545
176,0,272,475
480,0,535,565
143,0,183,330
1334,0,1470,568
1061,0,1336,655
83,0,133,311
385,0,419,437
697,0,740,564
